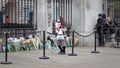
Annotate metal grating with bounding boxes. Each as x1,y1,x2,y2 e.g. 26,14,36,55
0,0,37,29
0,0,37,38
107,0,120,26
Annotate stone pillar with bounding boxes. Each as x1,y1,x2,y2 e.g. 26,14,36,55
72,0,103,46
46,0,53,33
37,0,46,31
37,0,53,33
84,0,103,46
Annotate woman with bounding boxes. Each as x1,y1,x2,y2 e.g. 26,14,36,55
56,27,66,55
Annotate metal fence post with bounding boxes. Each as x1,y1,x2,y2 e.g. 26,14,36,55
39,31,49,59
68,30,77,56
1,32,12,64
91,30,100,53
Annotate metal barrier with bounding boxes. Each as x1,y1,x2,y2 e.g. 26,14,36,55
1,27,120,64
74,27,120,48
73,29,100,53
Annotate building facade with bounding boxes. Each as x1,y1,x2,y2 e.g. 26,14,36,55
1,0,119,46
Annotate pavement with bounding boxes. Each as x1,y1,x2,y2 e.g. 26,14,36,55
0,47,120,68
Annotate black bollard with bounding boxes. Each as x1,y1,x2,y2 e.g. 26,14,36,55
1,32,12,64
68,30,77,56
39,31,49,59
91,30,100,53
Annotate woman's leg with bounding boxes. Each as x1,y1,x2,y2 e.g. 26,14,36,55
58,46,62,54
62,39,66,54
57,40,62,54
62,46,66,54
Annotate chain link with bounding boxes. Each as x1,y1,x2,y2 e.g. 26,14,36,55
74,30,95,37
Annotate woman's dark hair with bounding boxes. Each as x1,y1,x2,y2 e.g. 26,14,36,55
6,16,9,18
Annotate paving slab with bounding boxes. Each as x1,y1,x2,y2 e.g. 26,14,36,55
0,47,120,68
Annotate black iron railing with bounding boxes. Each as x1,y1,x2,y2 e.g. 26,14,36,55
0,0,37,38
0,0,37,29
